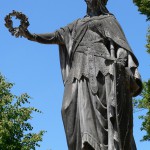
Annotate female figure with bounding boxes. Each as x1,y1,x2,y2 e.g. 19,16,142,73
19,0,142,149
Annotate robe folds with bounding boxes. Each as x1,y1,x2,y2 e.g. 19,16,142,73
34,14,142,150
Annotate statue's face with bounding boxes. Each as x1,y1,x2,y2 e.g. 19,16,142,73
85,0,97,9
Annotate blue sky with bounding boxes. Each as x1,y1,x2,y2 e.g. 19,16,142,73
1,0,150,149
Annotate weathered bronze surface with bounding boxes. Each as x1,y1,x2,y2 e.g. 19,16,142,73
5,0,142,150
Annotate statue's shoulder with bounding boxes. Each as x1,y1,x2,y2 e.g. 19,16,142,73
63,19,80,31
80,14,116,24
99,14,116,22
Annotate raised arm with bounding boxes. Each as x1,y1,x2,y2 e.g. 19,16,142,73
21,29,64,45
5,11,65,45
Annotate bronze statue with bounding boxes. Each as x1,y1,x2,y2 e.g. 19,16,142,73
5,0,142,150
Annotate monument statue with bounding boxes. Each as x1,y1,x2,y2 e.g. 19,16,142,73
5,0,142,150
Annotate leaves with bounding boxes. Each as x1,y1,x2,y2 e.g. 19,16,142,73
146,27,150,54
134,80,150,141
133,0,150,141
133,0,150,53
0,74,45,150
133,0,150,21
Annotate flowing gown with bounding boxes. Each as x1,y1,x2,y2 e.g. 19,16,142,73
31,14,142,150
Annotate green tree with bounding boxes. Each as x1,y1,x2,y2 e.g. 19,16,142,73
0,74,45,150
147,27,150,53
133,0,150,141
133,0,150,21
133,0,150,53
134,81,150,141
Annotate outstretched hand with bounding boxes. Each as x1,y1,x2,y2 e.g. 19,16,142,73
5,10,30,38
19,27,33,39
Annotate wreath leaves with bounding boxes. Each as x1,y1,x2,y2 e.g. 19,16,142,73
5,10,30,38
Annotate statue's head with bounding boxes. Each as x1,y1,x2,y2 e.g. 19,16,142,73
85,0,109,15
85,0,108,6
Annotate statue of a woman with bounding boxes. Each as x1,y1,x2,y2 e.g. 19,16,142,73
7,0,142,149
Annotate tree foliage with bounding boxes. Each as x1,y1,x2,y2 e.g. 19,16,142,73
133,0,150,21
133,0,150,141
0,74,45,150
147,27,150,54
133,0,150,53
134,81,150,141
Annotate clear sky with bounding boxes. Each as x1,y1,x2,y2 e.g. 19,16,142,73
1,0,150,150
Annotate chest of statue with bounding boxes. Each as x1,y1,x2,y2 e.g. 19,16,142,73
74,17,109,55
66,18,111,88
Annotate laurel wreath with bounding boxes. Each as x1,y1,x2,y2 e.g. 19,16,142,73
5,10,30,38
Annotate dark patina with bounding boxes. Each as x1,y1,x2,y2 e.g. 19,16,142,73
5,0,142,150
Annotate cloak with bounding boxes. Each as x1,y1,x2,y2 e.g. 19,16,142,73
28,13,142,150
58,14,142,95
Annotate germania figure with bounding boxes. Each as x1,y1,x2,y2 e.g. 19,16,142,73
6,0,142,149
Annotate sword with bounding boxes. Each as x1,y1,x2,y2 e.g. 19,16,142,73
110,40,122,150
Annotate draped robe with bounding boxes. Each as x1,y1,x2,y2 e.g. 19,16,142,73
32,14,142,150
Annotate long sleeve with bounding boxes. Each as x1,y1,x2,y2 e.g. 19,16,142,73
25,20,76,45
28,31,65,45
